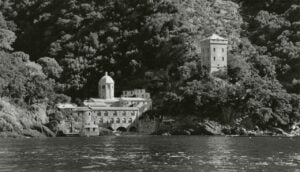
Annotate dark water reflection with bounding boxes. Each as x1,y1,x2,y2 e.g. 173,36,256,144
0,136,299,171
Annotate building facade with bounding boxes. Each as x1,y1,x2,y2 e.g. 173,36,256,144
58,73,153,136
200,34,228,73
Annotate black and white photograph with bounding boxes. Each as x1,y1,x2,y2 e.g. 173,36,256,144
0,0,299,171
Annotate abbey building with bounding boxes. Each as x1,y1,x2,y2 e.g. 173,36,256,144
57,72,153,136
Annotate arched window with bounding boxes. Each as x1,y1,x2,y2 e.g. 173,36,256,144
122,118,126,123
213,57,216,61
116,118,120,123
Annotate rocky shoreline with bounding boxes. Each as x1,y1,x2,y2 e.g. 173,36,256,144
1,119,300,138
155,120,300,137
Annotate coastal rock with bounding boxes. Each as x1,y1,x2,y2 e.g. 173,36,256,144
272,128,293,137
197,120,223,135
99,127,114,136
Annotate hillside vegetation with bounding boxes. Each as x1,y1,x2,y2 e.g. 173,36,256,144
0,0,299,136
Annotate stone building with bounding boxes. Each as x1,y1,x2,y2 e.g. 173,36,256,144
121,89,151,99
58,72,153,136
200,34,228,73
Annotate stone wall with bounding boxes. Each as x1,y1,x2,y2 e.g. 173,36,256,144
78,109,139,131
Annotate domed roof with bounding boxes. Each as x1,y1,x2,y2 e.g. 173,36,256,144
99,72,114,84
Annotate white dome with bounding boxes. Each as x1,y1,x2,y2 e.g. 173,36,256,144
99,72,114,84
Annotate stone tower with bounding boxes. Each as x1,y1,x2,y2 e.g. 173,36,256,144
98,72,114,99
200,34,228,73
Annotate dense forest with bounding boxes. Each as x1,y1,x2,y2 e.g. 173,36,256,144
0,0,299,136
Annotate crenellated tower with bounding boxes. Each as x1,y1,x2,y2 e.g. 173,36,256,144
200,34,228,73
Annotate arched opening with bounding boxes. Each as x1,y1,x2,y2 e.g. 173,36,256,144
129,127,137,132
107,127,113,131
116,127,127,132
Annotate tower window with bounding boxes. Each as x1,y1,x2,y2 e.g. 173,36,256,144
213,57,216,61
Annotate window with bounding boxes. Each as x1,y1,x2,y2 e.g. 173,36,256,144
222,57,224,61
116,118,120,123
93,128,96,132
104,112,108,116
102,85,105,89
128,118,133,123
213,57,216,61
222,48,224,52
213,48,216,52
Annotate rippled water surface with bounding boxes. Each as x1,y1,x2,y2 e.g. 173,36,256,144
0,136,299,171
